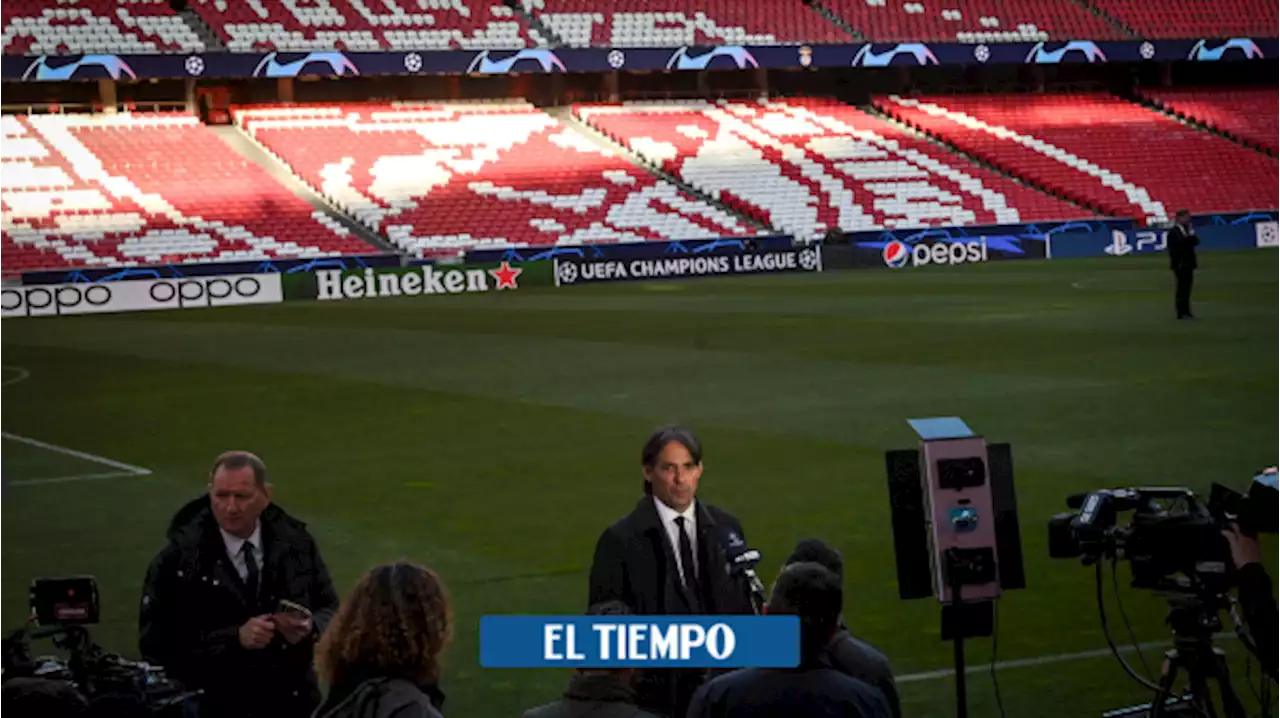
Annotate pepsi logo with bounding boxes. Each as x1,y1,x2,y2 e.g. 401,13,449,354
883,240,910,268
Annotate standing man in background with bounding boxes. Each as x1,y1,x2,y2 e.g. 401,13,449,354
1168,209,1199,319
140,451,340,718
589,425,756,717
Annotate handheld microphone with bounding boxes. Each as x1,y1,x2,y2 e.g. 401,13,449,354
721,537,767,614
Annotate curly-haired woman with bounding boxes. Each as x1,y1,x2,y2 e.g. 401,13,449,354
313,562,452,718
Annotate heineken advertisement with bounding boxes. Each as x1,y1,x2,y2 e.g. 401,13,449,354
553,246,823,286
282,261,548,301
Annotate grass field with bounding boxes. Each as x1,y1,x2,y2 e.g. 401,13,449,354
2,250,1276,717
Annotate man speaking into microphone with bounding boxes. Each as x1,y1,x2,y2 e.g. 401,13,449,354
589,425,756,717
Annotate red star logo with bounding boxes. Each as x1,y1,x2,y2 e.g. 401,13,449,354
488,261,522,290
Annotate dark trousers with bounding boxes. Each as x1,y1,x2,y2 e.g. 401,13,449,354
1174,267,1195,317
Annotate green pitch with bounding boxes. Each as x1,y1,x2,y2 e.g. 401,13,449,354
3,251,1276,717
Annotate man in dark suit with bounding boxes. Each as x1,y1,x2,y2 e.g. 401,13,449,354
588,425,756,718
139,451,340,718
784,539,900,718
1168,209,1199,319
686,562,892,718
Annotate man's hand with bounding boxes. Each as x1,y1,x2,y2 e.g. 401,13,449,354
238,615,276,650
1222,523,1263,569
272,612,313,645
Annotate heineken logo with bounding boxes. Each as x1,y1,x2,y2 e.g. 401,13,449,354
316,262,522,301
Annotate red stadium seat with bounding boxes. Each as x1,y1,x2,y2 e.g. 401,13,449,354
1090,0,1276,39
234,101,759,258
1,113,377,274
1139,87,1278,154
573,98,1090,240
876,92,1278,222
3,0,205,55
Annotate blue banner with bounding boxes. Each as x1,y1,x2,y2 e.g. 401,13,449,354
5,37,1275,82
479,615,799,668
1050,222,1276,259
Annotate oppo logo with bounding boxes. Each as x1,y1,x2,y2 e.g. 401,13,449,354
2,275,280,318
148,277,262,304
2,284,114,317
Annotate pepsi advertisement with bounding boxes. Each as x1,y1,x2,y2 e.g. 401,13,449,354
834,222,1074,270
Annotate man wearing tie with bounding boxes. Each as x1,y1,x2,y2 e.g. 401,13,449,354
1168,209,1200,319
140,451,339,718
589,426,755,717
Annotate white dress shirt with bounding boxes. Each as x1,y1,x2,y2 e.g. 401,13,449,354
653,497,698,585
220,522,263,583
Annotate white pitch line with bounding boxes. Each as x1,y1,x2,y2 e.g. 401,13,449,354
0,430,151,476
7,471,148,487
1,366,31,387
898,635,1237,683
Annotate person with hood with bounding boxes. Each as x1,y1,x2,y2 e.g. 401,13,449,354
138,451,339,718
312,562,452,718
522,601,663,718
783,539,899,718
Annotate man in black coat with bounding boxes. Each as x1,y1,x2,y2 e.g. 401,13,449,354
588,425,756,718
523,601,664,718
1167,209,1199,319
783,539,899,718
139,451,340,718
687,562,891,718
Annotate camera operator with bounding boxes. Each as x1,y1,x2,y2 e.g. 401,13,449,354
138,451,339,718
1222,523,1276,679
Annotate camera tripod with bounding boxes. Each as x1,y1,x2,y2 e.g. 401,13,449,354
1107,599,1247,718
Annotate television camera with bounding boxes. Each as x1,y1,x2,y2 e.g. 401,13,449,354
2,576,200,716
1047,470,1277,718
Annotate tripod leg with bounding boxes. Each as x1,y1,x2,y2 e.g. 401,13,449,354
1211,650,1248,718
1187,670,1218,718
1151,651,1182,718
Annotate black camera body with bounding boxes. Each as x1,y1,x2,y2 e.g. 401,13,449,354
1048,473,1277,595
3,576,200,716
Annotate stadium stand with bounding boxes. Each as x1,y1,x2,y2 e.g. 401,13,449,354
876,93,1279,223
234,102,758,257
517,0,849,47
1,113,374,274
819,0,1124,43
1089,0,1277,39
2,0,206,56
1138,87,1279,154
188,0,539,52
574,98,1089,240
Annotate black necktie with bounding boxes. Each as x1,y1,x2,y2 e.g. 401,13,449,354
242,541,259,599
675,516,699,601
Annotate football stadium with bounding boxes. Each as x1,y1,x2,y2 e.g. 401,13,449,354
1,1,1277,717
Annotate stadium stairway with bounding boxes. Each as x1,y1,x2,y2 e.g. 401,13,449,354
799,0,864,42
1067,0,1138,38
504,0,565,47
546,106,778,234
860,103,1098,219
211,125,396,253
179,5,225,52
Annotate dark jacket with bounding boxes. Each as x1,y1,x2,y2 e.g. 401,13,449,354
314,678,444,718
822,628,900,718
1237,562,1277,679
686,666,892,718
522,673,664,718
1167,224,1198,271
139,495,340,718
589,497,756,717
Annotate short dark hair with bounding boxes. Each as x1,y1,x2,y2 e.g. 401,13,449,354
641,425,702,495
784,539,844,581
1176,209,1191,217
768,562,842,663
210,451,267,488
